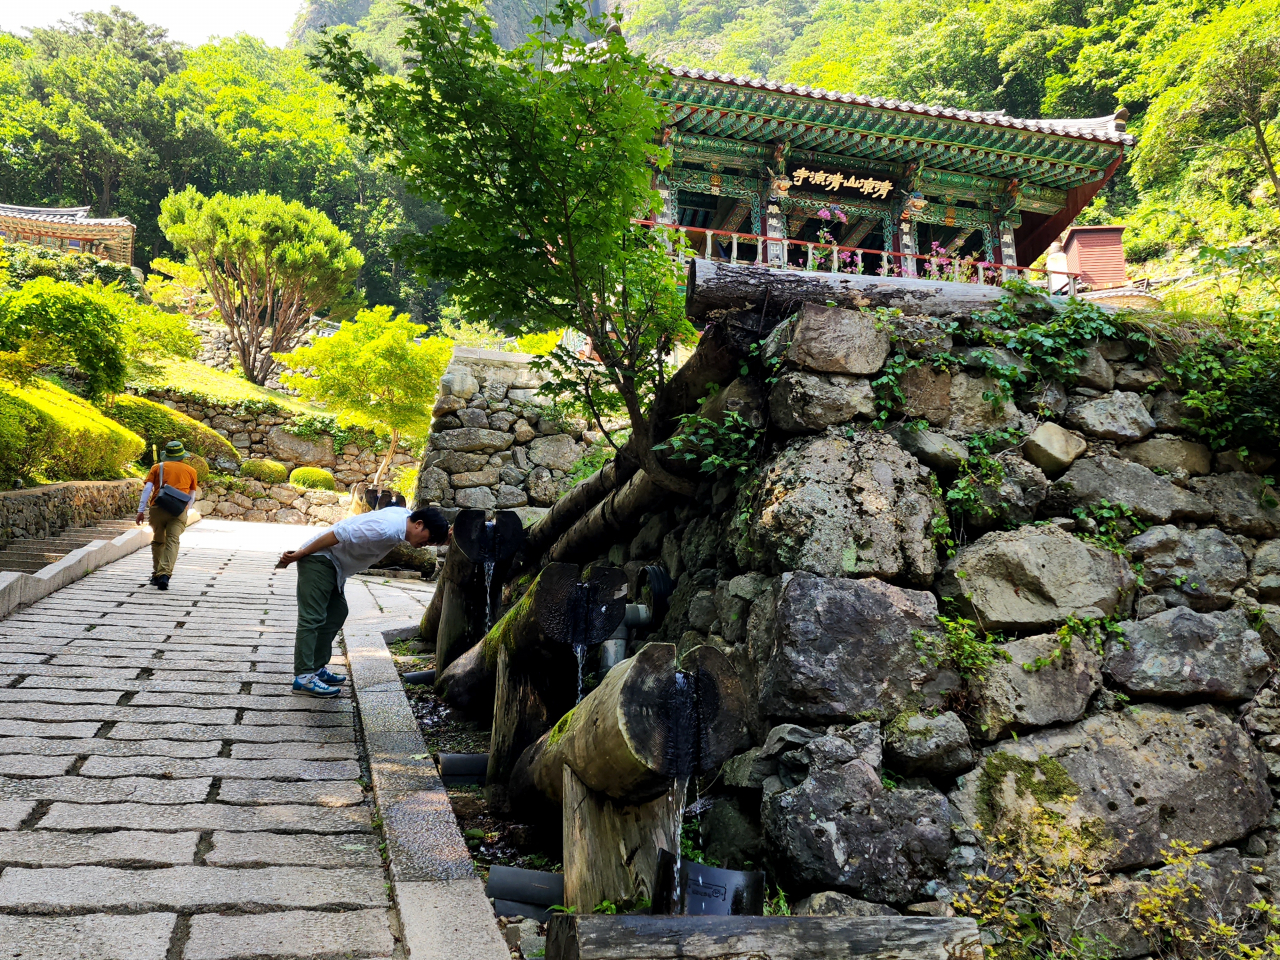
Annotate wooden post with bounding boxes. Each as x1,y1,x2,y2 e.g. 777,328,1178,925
432,510,525,680
481,563,631,813
562,766,684,915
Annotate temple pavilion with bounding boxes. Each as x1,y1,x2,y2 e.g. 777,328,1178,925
0,204,136,265
651,68,1133,282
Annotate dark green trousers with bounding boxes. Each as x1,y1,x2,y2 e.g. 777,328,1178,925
294,555,347,675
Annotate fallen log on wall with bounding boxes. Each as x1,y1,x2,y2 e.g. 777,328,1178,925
544,376,766,565
518,323,746,566
685,257,1053,322
514,643,748,807
545,914,983,960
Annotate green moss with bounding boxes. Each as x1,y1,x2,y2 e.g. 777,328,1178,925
481,590,532,669
975,752,1079,828
548,708,575,746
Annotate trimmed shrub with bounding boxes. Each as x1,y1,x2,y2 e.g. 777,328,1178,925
1,378,144,481
187,454,210,482
0,390,56,487
100,394,241,468
289,466,336,491
241,459,288,484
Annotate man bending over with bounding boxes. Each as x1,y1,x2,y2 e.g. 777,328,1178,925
277,505,450,697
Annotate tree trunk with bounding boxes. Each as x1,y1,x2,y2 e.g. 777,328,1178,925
518,322,746,567
685,257,1043,322
561,765,684,915
483,563,631,811
522,643,747,808
372,428,399,490
545,915,983,960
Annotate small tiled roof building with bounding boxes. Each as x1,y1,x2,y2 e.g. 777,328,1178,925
0,204,136,266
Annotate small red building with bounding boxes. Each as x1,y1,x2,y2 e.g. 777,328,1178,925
1064,225,1127,290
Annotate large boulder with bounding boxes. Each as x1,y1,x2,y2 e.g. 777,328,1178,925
950,704,1270,871
965,452,1049,531
1125,525,1247,611
1065,392,1156,442
1045,848,1261,960
265,426,336,467
1050,456,1212,524
898,365,952,426
946,373,1020,435
1022,422,1086,475
431,428,515,453
764,303,891,375
939,525,1135,631
526,434,582,472
794,892,899,917
893,428,968,473
740,431,942,585
883,711,975,777
1254,540,1280,603
1188,473,1280,538
1117,438,1212,477
751,573,945,725
1105,607,1270,701
763,749,952,903
416,466,451,504
969,634,1101,740
768,371,874,432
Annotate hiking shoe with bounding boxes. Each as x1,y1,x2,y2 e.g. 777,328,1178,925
155,575,170,591
292,675,340,698
316,666,347,686
149,575,161,586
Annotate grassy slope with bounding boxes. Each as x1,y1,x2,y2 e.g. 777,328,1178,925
127,358,327,416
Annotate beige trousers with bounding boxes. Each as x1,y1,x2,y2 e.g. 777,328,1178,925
148,505,187,576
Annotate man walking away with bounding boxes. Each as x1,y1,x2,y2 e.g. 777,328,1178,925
277,505,450,698
136,440,200,591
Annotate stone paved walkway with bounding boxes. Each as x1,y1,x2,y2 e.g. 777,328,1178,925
0,519,431,960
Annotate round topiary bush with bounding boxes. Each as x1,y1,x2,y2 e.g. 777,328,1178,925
289,467,336,491
240,459,288,484
101,394,241,469
187,454,210,483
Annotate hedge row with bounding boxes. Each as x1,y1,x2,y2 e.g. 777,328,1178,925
0,378,144,485
102,394,241,468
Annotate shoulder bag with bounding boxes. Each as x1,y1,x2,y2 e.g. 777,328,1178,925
154,462,194,516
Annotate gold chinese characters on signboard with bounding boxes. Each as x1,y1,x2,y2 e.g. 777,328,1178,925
791,168,893,198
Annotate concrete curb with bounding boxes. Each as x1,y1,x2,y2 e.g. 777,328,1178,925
343,586,509,960
0,517,181,618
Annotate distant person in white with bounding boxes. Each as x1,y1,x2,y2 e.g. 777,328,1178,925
276,506,450,697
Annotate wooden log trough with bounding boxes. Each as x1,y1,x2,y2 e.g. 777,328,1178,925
545,914,983,960
507,642,748,913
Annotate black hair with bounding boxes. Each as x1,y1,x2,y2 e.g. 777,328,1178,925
409,506,451,544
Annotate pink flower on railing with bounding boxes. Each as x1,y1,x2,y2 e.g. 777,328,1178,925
816,208,831,220
835,209,847,224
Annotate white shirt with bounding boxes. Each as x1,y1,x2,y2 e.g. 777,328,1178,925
305,507,410,593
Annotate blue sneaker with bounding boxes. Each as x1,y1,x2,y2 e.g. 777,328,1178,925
316,666,347,686
292,675,340,698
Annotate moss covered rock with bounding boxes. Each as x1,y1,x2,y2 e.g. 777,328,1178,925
288,466,336,491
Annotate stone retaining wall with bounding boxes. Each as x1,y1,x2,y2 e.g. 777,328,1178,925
511,298,1280,933
135,387,416,492
0,479,142,545
194,481,351,526
414,346,593,517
